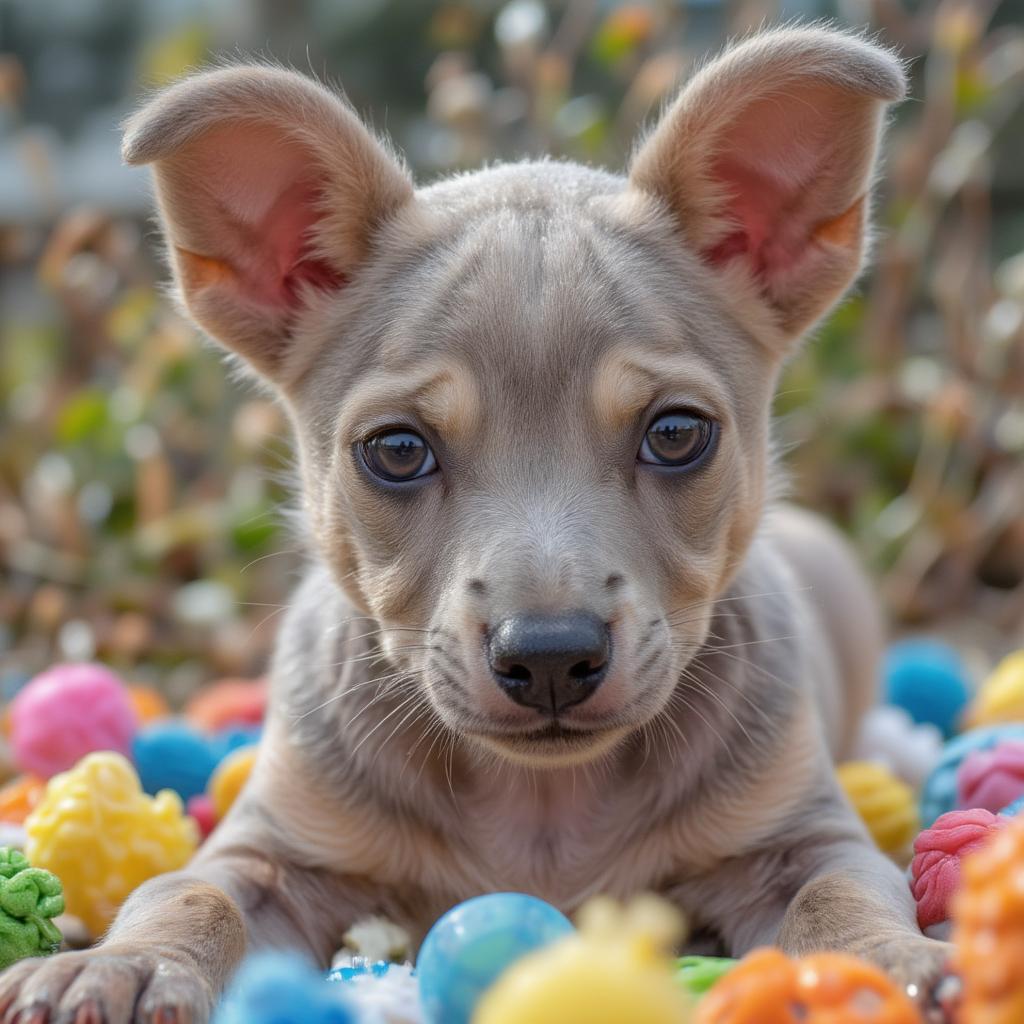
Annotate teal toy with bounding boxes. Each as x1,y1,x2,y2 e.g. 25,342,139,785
674,955,736,998
0,847,64,968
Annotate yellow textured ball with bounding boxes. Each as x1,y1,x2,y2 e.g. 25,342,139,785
473,896,693,1024
836,761,920,857
25,751,198,935
966,651,1024,729
209,745,258,819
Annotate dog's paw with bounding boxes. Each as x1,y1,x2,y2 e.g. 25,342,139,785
864,935,958,1022
0,944,215,1024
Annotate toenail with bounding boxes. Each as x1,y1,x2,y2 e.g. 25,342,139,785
152,1009,180,1024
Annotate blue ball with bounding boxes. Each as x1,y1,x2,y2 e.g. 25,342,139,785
884,639,971,738
921,723,1024,826
132,720,220,801
213,725,263,761
1001,795,1024,817
215,951,355,1024
416,893,573,1024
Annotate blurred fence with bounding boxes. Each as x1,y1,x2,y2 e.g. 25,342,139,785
1,0,1023,695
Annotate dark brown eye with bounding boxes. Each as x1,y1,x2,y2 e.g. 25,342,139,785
639,411,717,468
361,429,437,482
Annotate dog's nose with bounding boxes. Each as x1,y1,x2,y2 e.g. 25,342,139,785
487,612,610,715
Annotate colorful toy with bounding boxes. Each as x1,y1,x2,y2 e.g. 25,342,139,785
10,663,138,779
0,776,44,824
674,956,736,999
883,639,971,738
1000,795,1024,816
132,721,221,802
920,724,1024,826
952,813,1024,1023
187,678,267,732
852,706,943,790
964,650,1024,729
694,947,922,1023
473,895,692,1024
209,745,258,820
416,892,573,1024
0,847,64,968
956,740,1024,814
215,950,355,1024
24,751,198,935
836,761,919,857
127,684,171,724
910,809,1008,932
187,794,218,839
328,959,423,1023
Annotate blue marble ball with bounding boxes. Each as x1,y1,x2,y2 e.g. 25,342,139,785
214,951,355,1024
920,723,1024,826
416,893,574,1024
132,720,220,802
884,639,971,738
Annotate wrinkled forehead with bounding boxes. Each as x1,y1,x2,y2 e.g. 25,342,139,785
358,206,744,428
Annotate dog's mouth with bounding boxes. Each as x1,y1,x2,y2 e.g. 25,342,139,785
469,720,629,766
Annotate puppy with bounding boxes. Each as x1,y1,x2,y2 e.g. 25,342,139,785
0,26,952,1024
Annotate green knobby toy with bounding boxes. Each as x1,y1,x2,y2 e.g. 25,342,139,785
674,955,737,999
0,847,64,969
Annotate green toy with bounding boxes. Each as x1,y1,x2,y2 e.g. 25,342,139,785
674,955,737,998
0,847,64,969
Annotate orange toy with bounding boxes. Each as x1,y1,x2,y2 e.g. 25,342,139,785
186,678,267,732
953,814,1024,1024
695,948,922,1024
127,685,170,724
0,776,44,824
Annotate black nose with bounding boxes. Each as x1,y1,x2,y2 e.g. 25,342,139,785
487,612,610,716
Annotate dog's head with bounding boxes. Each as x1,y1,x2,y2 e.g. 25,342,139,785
124,28,904,767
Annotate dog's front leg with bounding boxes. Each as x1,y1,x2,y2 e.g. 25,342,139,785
0,811,366,1024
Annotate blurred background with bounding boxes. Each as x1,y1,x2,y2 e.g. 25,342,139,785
2,0,1024,703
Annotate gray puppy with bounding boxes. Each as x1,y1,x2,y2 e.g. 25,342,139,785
0,26,951,1024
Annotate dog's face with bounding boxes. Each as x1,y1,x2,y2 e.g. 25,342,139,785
124,29,904,766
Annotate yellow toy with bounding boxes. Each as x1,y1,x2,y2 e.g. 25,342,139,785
472,895,693,1024
836,761,919,859
965,651,1024,729
209,744,258,819
953,813,1024,1023
24,752,198,935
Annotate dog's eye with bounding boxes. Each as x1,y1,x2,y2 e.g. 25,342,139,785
361,429,437,482
639,410,717,468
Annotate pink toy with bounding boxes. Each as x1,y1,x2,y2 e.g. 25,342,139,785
10,664,138,779
910,808,1009,930
186,794,218,840
956,740,1024,814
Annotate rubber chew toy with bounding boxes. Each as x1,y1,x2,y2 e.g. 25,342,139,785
24,752,198,935
953,813,1024,1023
694,947,923,1024
472,896,693,1024
956,741,1024,814
910,809,1008,931
965,651,1024,729
10,663,138,779
0,847,64,969
209,745,258,819
417,892,573,1024
836,761,920,857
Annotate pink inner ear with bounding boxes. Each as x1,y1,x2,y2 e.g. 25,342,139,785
250,179,348,308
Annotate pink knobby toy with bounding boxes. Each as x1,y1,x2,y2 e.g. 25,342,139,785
956,740,1024,814
10,663,139,779
910,808,1009,930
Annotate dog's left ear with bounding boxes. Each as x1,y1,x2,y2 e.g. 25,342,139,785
629,28,906,339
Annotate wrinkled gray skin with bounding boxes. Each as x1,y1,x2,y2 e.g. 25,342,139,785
0,27,954,1024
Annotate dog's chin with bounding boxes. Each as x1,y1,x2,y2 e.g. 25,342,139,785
468,722,632,768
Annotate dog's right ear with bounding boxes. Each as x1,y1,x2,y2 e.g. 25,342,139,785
122,65,413,385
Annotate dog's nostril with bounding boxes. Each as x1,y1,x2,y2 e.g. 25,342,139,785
503,663,532,682
569,658,604,680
